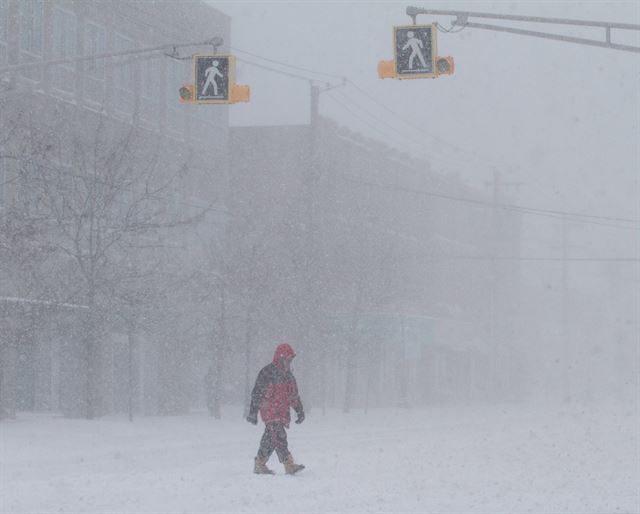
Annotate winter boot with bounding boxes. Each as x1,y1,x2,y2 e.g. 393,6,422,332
283,454,305,475
254,456,275,475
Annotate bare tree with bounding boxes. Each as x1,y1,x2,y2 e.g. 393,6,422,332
0,209,56,418
0,101,58,419
332,216,401,413
13,112,196,418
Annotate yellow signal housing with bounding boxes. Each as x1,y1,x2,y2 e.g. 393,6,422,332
178,84,195,103
435,56,455,76
230,84,250,104
377,60,396,79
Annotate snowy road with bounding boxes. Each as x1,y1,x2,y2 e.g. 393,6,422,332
2,404,638,513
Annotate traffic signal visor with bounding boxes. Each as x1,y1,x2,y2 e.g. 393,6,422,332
435,56,454,76
230,84,250,104
179,84,195,103
377,60,396,79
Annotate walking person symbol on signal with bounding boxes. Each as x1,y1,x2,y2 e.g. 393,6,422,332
202,60,223,96
403,31,427,69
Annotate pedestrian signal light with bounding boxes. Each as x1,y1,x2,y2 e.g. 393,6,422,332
192,54,250,104
377,60,396,79
379,24,454,80
394,24,437,79
179,84,195,103
435,56,454,76
195,54,232,103
230,84,250,103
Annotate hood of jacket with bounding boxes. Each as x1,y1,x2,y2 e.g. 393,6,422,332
272,343,296,367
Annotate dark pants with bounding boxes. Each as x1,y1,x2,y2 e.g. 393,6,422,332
257,422,290,462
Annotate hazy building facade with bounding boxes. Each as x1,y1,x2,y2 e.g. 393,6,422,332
230,118,524,409
0,0,230,418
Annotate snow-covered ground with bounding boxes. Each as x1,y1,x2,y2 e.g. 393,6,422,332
2,403,638,514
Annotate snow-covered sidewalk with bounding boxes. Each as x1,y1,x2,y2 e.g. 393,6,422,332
2,403,638,513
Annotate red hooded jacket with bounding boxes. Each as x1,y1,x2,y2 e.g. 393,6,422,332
249,344,304,426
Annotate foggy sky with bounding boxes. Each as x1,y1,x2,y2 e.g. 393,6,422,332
211,0,640,294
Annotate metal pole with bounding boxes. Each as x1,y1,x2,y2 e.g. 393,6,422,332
406,7,640,30
561,214,570,402
128,323,135,422
303,80,344,404
488,172,500,400
406,7,640,54
463,21,640,54
243,310,252,418
399,316,407,407
0,37,224,75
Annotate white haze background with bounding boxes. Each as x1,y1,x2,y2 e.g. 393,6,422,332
2,1,639,513
221,0,640,294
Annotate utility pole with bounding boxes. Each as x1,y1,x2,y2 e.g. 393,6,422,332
489,172,500,396
561,213,570,402
484,171,522,341
304,80,344,414
485,170,522,397
127,317,136,423
398,316,408,407
243,308,253,418
308,80,345,170
310,84,320,151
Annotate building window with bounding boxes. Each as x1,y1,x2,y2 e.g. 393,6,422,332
140,57,162,126
52,8,77,95
0,0,8,65
83,21,106,106
0,149,5,209
19,0,44,82
114,33,135,116
0,0,7,41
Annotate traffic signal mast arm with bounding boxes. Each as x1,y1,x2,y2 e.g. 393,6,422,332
0,37,225,76
406,7,640,54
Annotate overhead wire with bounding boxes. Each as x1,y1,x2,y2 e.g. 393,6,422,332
338,176,640,230
343,79,504,169
234,44,465,161
232,47,630,201
343,77,625,204
322,92,441,168
323,93,411,152
327,88,450,192
332,87,499,180
231,46,344,80
431,256,640,262
116,30,635,225
326,90,639,228
235,51,554,188
228,49,640,230
236,56,315,82
344,77,638,218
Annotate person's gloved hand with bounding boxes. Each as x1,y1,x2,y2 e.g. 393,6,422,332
246,413,258,425
295,411,305,424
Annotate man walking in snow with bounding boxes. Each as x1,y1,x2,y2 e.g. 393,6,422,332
246,343,306,475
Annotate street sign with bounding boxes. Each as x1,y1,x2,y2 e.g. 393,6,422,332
393,24,437,79
193,54,234,103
